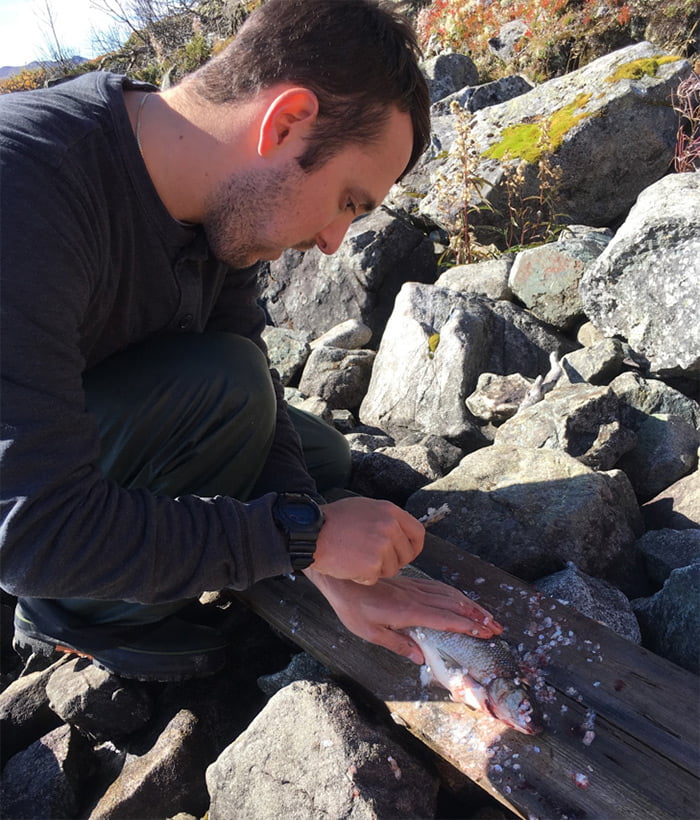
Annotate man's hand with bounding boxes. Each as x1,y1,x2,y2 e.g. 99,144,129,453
311,496,424,585
304,568,504,665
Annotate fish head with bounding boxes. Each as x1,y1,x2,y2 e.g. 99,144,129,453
486,678,543,735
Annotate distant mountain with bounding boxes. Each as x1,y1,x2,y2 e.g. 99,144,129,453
0,56,88,80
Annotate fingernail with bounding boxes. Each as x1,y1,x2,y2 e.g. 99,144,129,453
409,648,423,664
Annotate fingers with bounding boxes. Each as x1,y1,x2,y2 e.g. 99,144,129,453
360,625,425,665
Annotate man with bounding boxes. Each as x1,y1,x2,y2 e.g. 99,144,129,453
0,0,502,681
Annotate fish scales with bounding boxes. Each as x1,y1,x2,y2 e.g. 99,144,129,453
399,564,542,735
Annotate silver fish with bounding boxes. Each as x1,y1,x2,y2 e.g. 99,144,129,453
400,567,542,735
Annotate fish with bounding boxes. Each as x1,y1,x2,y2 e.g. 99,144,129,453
400,566,543,735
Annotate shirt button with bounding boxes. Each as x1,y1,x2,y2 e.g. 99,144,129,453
178,313,193,330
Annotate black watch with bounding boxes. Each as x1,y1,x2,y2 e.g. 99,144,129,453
272,492,325,570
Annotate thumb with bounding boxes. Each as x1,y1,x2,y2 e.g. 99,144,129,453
372,628,424,665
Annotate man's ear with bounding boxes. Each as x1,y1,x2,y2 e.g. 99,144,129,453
258,88,319,157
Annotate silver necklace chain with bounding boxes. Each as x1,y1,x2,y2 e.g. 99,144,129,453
135,92,151,158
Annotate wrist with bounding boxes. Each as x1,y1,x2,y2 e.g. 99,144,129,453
272,492,325,570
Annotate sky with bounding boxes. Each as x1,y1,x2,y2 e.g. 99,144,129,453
0,0,125,67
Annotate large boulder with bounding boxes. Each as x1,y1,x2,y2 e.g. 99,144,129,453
206,681,438,820
415,43,690,233
579,173,700,377
359,282,573,445
262,208,437,348
405,444,643,590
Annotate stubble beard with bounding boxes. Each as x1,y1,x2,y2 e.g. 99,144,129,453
203,162,303,268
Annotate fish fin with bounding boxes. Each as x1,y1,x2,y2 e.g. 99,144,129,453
436,647,463,671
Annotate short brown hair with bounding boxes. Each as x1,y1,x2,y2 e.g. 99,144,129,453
187,0,429,178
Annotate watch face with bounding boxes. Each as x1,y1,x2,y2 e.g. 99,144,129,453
286,502,320,526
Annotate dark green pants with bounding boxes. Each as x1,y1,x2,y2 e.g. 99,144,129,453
46,332,351,625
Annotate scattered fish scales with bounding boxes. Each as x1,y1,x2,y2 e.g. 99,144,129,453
399,564,543,735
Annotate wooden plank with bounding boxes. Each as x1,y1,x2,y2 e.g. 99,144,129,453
235,531,700,820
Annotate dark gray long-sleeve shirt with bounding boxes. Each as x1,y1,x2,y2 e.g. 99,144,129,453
0,71,317,603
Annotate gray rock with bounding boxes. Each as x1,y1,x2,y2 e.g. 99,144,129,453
46,657,153,740
257,652,331,696
560,338,639,386
495,383,637,471
0,724,91,819
90,709,212,820
580,172,700,376
360,282,573,446
419,43,690,233
261,326,311,386
430,75,533,117
423,52,479,103
534,564,641,642
643,469,700,530
345,430,395,454
435,256,514,300
0,656,66,765
636,528,700,586
508,231,611,330
263,208,437,348
616,413,698,501
466,371,535,424
576,321,606,348
284,387,333,424
632,561,700,673
406,444,643,590
310,319,373,350
298,346,376,412
610,371,700,430
350,442,446,505
206,680,438,820
488,19,530,63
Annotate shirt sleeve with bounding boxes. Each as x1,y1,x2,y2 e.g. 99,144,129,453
0,138,294,603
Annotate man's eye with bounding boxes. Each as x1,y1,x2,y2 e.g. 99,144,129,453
345,199,357,214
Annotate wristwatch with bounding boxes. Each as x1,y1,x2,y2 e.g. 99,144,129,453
272,492,325,570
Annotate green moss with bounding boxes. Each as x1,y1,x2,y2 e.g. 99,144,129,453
607,55,682,83
427,332,440,358
482,93,592,164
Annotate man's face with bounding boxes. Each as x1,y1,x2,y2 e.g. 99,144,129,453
202,106,413,268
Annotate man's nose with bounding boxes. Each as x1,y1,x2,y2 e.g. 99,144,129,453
315,213,355,255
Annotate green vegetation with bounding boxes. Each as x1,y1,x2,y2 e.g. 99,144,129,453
607,55,683,83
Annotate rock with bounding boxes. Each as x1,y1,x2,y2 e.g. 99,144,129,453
466,371,535,425
257,652,331,696
632,561,700,673
417,43,690,233
508,229,612,330
576,321,606,348
1,724,92,819
345,430,395,453
284,387,333,424
206,681,438,820
298,346,376,412
636,529,700,587
310,319,373,350
616,413,698,502
261,326,311,386
580,172,700,377
610,371,700,430
643,470,700,530
423,52,479,103
90,709,213,820
430,75,533,117
45,657,153,740
350,442,446,505
263,208,437,347
560,338,639,386
0,657,67,765
495,383,637,471
435,255,514,300
360,282,573,446
488,19,530,63
406,444,643,590
534,564,641,642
